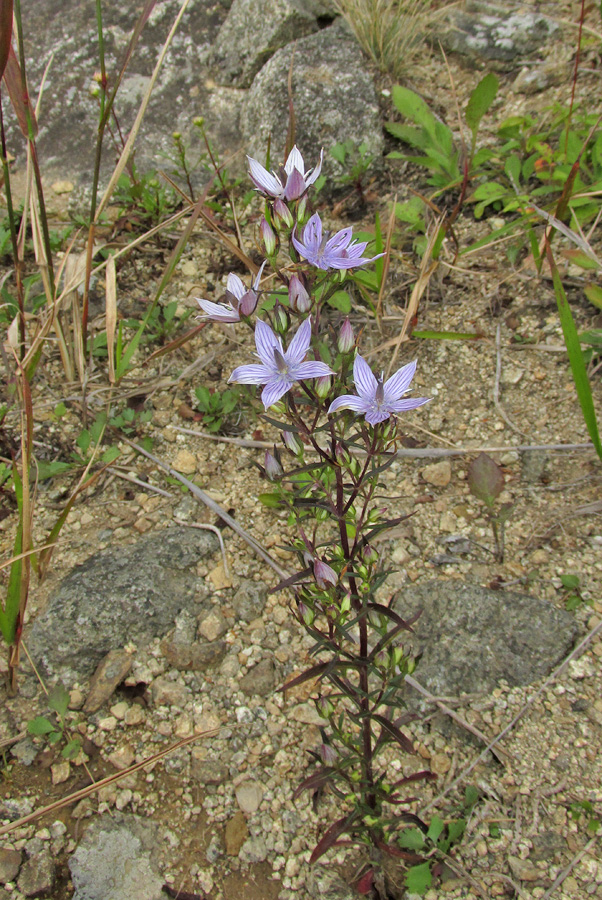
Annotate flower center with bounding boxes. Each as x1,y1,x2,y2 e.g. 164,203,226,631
375,374,385,407
273,347,289,375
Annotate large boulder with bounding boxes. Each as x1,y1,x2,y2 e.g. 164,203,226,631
27,527,217,684
394,581,579,698
241,20,383,179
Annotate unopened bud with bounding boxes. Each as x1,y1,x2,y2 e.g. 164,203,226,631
297,601,314,627
296,194,308,224
340,593,351,613
260,217,277,256
335,442,350,465
264,448,283,481
193,116,205,128
273,198,294,229
288,274,311,313
362,544,378,565
314,374,331,399
316,697,334,718
282,429,303,456
391,647,404,667
273,306,289,335
338,317,355,353
320,743,338,766
314,559,337,589
375,649,388,668
172,131,182,141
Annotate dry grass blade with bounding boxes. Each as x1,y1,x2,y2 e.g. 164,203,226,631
122,437,291,581
96,0,191,219
375,196,396,325
105,254,117,383
0,730,216,837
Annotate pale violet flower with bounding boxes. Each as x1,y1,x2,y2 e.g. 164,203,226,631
291,213,385,271
247,146,323,201
196,261,266,323
229,317,333,409
328,356,429,425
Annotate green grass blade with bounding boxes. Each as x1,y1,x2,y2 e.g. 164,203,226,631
548,249,602,460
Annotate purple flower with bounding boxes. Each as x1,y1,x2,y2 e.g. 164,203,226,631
291,213,385,271
247,146,323,201
197,261,266,323
228,317,333,409
313,559,337,589
328,355,429,425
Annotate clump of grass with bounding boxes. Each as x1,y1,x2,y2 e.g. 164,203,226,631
333,0,438,79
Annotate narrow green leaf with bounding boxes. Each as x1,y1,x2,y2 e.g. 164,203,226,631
549,252,602,461
465,73,498,142
48,682,70,718
391,86,439,142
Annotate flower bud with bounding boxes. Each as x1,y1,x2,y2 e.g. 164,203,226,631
273,198,294,229
316,696,334,718
288,274,311,313
391,647,404,667
320,743,338,766
296,194,308,224
238,289,259,317
375,649,388,668
172,131,182,141
338,317,355,353
297,601,314,627
282,429,303,456
335,442,350,465
314,559,337,589
273,306,289,335
260,217,277,256
193,116,205,128
340,593,351,613
314,374,331,399
362,544,378,565
264,448,283,481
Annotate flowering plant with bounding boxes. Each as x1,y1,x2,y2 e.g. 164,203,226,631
195,145,433,888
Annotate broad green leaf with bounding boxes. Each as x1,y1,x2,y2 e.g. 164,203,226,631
391,86,439,142
560,573,580,590
48,682,70,717
62,738,82,760
467,452,504,507
427,815,445,843
327,291,351,314
405,862,432,895
465,73,498,142
398,828,425,850
27,716,55,736
504,154,521,188
77,430,91,454
101,445,121,464
258,492,282,508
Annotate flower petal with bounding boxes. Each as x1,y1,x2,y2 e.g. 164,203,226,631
285,317,312,366
226,272,245,300
303,213,322,247
328,394,370,415
228,363,271,384
353,355,378,400
383,359,417,401
247,156,283,197
324,227,353,255
284,145,305,176
261,377,292,409
252,259,267,291
284,167,306,201
293,361,334,380
255,319,281,369
365,407,391,425
387,397,431,413
196,299,239,322
305,148,324,186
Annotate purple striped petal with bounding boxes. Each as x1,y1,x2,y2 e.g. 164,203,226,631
252,259,267,291
325,228,353,254
293,361,334,380
303,213,322,246
305,148,324,186
226,272,245,300
365,407,392,425
229,363,271,384
388,397,430,413
284,145,304,176
261,378,292,409
286,317,312,366
383,360,417,401
196,299,240,322
255,320,281,368
353,355,378,400
284,167,306,201
247,156,283,197
328,395,370,415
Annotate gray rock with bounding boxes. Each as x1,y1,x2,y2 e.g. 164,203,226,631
530,830,566,862
238,836,267,863
240,658,276,696
149,678,191,708
190,757,229,785
17,850,55,897
0,848,22,884
395,581,579,698
27,527,216,683
161,635,227,671
232,580,268,623
10,739,37,767
7,1,230,182
69,815,163,900
241,20,383,180
438,4,559,70
210,0,321,88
